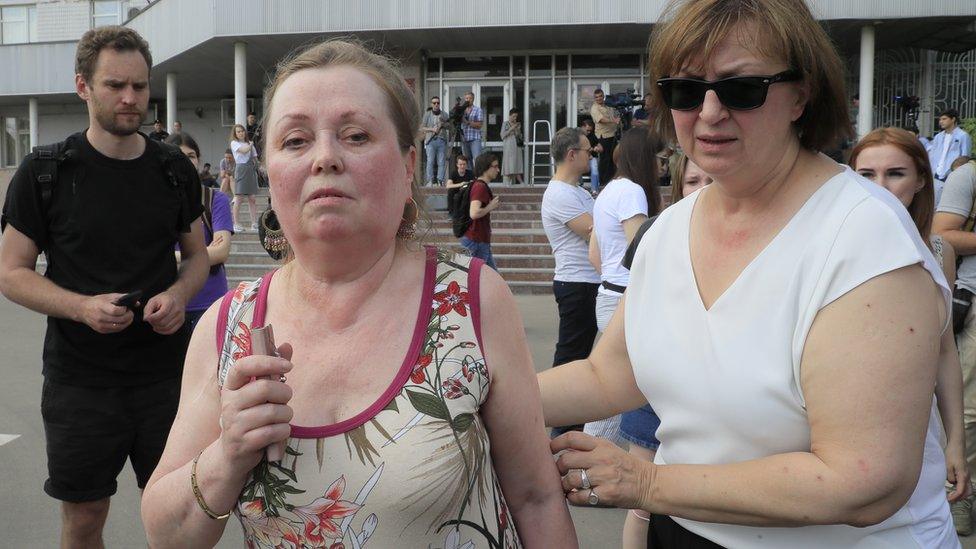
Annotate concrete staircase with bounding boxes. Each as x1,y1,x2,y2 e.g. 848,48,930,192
420,184,553,294
223,184,556,294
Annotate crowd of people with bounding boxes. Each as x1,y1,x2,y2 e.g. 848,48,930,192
2,0,976,547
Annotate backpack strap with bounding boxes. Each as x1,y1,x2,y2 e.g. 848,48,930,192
201,185,215,237
29,140,76,222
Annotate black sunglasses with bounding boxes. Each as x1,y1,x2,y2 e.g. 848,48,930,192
656,69,801,111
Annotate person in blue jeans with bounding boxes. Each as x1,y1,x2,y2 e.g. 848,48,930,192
421,96,450,185
460,152,500,269
461,91,484,162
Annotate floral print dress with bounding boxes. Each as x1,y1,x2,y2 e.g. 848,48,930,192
214,247,522,549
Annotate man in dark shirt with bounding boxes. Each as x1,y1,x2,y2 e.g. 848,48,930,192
148,118,168,141
633,93,653,127
0,26,208,547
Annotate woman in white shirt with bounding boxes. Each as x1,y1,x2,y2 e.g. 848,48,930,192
230,124,259,232
538,0,957,547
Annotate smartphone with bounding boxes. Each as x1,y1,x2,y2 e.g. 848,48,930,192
251,324,287,462
113,290,143,310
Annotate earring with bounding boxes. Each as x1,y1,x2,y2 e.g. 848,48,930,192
258,208,290,260
397,197,419,239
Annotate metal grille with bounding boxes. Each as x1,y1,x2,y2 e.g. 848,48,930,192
933,49,976,123
850,47,976,134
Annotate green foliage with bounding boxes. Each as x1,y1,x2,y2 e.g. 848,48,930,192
962,118,976,156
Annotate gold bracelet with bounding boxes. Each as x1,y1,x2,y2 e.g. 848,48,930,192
190,450,232,520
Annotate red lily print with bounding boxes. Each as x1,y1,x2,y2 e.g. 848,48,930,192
238,500,302,549
433,281,469,317
411,354,433,384
292,476,361,546
231,322,253,361
461,361,475,382
442,378,466,399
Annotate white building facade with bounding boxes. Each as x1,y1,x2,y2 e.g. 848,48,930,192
0,0,974,181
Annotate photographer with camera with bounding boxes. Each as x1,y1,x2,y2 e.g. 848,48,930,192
460,91,484,162
590,89,621,189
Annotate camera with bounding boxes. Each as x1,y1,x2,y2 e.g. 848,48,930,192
604,89,643,133
449,97,467,126
894,95,920,112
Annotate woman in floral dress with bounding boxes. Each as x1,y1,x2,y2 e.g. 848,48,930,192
141,39,576,549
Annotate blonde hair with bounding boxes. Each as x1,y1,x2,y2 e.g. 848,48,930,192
229,124,248,143
260,38,428,240
648,0,852,151
669,151,691,203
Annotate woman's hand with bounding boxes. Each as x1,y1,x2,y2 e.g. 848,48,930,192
551,431,654,510
217,343,294,477
945,438,972,502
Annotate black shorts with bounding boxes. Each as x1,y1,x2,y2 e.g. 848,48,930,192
41,375,181,502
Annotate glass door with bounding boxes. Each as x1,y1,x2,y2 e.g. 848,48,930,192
442,82,511,148
480,84,507,148
571,79,641,127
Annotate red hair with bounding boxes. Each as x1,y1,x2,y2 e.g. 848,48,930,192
850,127,934,241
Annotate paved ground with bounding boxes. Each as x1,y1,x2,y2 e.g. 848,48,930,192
0,294,972,547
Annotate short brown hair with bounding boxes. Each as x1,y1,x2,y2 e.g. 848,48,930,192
849,127,935,241
75,26,152,83
648,0,852,151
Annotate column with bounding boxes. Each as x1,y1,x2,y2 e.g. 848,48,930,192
857,25,875,139
234,42,247,126
166,73,177,133
28,97,38,150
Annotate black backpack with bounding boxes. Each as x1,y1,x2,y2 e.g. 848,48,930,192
29,134,196,240
448,182,473,238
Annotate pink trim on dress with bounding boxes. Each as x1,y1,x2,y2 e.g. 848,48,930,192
251,247,438,439
467,258,488,380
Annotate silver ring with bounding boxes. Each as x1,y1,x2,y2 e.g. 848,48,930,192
580,469,591,490
587,488,600,506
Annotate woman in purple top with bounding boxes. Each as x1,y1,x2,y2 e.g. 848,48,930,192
167,133,234,330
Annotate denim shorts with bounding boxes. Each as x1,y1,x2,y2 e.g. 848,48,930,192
619,404,661,450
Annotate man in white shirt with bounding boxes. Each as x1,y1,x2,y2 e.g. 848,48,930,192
541,127,601,435
928,108,973,203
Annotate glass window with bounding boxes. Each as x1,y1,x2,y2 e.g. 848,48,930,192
555,78,568,131
571,54,641,76
3,118,19,167
27,6,36,42
555,56,568,76
529,56,551,77
513,57,526,77
93,1,120,28
442,56,510,79
1,6,28,45
528,79,552,142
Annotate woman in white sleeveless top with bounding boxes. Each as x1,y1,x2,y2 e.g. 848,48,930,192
538,0,958,547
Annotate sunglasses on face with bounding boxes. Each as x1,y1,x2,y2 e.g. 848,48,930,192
656,69,801,111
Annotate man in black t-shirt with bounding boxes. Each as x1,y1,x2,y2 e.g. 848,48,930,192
0,26,208,546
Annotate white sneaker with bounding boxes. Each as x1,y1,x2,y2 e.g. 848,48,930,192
250,223,259,232
233,224,244,233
